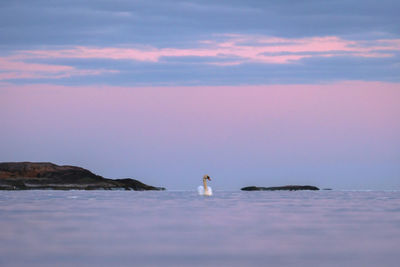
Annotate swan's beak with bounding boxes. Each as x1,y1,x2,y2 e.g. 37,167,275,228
208,177,212,181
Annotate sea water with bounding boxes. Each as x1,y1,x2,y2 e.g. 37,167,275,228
1,190,400,267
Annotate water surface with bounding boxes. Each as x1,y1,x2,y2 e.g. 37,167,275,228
1,190,400,266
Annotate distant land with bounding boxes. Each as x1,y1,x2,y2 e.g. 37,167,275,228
241,185,320,191
0,162,165,191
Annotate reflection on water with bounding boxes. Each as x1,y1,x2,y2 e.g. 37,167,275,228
1,190,400,267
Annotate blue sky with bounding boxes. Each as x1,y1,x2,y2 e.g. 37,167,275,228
0,0,399,85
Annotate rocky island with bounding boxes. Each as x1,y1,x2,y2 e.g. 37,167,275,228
241,185,320,191
0,162,165,191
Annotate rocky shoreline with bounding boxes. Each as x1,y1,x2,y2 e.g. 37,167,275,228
0,162,165,191
241,185,320,191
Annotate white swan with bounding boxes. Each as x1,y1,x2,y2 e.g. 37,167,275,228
198,174,212,196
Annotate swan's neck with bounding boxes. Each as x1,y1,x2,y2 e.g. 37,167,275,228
203,179,208,192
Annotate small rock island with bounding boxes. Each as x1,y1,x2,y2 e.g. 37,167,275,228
0,162,165,191
241,185,320,191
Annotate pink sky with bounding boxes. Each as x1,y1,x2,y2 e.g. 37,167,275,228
1,81,399,189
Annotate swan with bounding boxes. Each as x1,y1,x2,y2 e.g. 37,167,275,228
198,175,212,196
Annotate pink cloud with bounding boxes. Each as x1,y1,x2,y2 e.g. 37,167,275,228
1,34,399,80
0,58,74,72
16,35,400,65
0,57,117,80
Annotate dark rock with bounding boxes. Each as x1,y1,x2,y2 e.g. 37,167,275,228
241,185,320,191
0,162,165,191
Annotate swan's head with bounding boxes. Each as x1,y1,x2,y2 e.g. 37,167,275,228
203,174,211,181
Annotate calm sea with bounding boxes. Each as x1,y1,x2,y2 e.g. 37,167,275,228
1,190,400,267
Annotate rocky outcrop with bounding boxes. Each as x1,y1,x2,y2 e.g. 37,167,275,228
241,185,320,191
0,162,165,191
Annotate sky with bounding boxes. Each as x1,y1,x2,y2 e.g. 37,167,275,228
0,0,399,190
